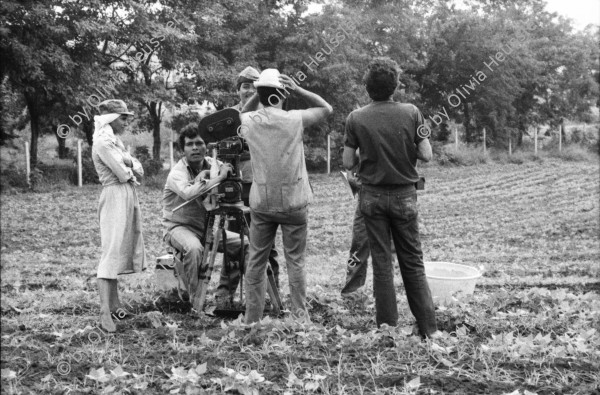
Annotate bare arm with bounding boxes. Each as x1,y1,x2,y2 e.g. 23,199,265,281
416,139,432,162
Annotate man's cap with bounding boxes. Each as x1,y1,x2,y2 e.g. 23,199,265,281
236,66,260,90
254,68,284,89
98,99,134,115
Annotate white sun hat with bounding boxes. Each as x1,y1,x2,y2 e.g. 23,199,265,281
253,68,284,89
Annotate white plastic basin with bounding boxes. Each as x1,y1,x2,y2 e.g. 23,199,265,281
424,262,482,304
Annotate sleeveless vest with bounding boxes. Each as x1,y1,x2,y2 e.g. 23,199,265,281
241,107,312,212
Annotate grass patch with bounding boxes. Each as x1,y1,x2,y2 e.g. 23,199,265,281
549,145,599,162
436,144,490,166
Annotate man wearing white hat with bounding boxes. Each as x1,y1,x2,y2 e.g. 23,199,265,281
226,67,282,301
240,69,333,323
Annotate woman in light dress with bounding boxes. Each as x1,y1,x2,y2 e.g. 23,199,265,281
92,99,146,332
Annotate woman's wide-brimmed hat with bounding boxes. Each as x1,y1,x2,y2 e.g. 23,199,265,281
98,99,134,115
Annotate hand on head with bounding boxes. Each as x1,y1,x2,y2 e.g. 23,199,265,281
278,74,297,93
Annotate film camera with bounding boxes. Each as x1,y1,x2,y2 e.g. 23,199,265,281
198,108,247,205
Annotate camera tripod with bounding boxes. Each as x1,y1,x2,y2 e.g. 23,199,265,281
191,202,283,317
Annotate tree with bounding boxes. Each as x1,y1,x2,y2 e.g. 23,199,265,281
0,0,101,165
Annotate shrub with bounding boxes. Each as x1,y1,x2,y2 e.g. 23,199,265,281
433,123,451,143
507,151,526,164
436,144,489,166
551,145,597,162
168,111,202,134
68,146,99,185
142,169,169,190
305,146,327,172
134,145,163,178
0,164,28,193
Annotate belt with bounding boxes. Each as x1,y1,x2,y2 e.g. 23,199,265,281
361,183,415,193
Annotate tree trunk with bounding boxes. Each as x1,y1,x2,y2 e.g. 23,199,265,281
83,120,94,146
517,119,525,147
24,91,40,167
152,117,161,159
55,129,68,158
463,102,474,143
150,101,162,160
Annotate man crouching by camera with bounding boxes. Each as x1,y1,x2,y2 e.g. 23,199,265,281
240,69,332,323
162,123,246,308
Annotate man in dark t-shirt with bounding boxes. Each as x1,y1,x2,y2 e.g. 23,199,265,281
343,57,440,338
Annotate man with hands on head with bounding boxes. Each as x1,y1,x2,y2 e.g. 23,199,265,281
229,66,281,295
240,69,333,323
162,123,247,309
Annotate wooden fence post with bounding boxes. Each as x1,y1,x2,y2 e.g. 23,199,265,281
508,134,512,156
327,134,331,174
534,127,538,155
455,128,459,149
483,127,486,154
25,141,30,187
77,139,83,187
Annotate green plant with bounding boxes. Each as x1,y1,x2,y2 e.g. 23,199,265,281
436,144,490,166
433,123,451,142
305,146,328,172
551,145,597,162
134,145,163,178
168,111,202,134
0,164,28,192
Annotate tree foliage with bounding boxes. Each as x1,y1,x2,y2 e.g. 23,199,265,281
1,0,598,167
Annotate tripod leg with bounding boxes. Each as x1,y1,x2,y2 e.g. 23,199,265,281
193,214,221,312
196,215,224,312
266,263,283,315
220,227,234,305
239,211,246,305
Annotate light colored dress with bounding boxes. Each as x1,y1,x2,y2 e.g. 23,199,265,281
92,115,146,279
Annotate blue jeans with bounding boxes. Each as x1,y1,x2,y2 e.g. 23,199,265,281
341,200,370,294
342,197,396,294
360,185,437,335
244,207,309,323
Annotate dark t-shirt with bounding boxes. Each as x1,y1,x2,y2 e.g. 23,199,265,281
344,101,425,186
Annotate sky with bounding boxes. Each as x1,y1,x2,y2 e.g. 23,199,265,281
544,0,600,30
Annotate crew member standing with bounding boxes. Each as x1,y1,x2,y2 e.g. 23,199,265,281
343,58,440,338
240,69,333,323
230,66,280,291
